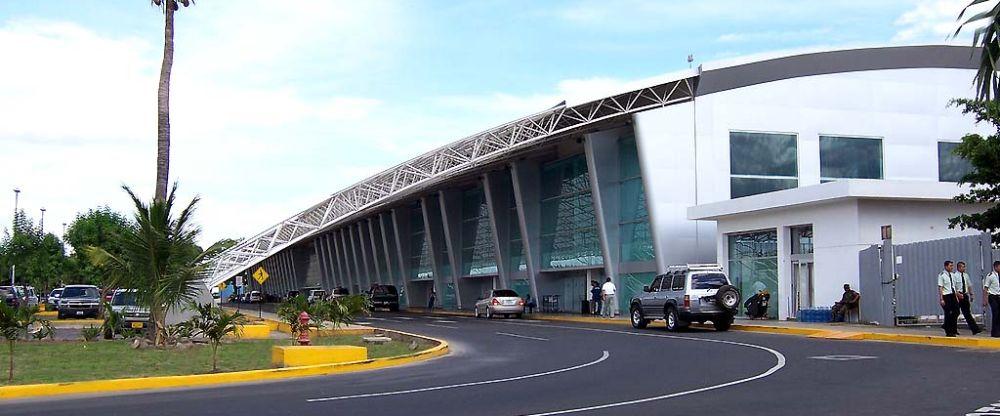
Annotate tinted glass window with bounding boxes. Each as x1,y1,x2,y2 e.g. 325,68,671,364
730,132,797,176
111,292,137,306
691,273,728,289
50,289,62,297
649,276,662,291
730,177,798,198
820,136,882,180
493,290,519,298
62,287,99,298
938,142,973,182
671,275,685,291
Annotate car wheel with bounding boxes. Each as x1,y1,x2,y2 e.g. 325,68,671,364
715,285,741,311
515,313,523,319
713,314,734,331
485,308,492,319
664,307,681,332
630,306,648,329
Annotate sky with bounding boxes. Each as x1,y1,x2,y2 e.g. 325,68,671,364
0,0,990,246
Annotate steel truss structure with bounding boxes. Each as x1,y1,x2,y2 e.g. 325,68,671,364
204,75,696,287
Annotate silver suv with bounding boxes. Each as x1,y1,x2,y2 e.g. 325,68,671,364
629,264,740,332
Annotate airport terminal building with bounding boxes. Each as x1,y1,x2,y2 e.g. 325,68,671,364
207,45,988,320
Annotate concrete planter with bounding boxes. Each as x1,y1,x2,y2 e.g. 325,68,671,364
271,345,367,367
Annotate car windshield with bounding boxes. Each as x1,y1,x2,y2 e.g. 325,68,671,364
50,289,63,297
111,292,137,306
492,290,519,298
691,273,728,290
62,287,99,298
311,290,325,296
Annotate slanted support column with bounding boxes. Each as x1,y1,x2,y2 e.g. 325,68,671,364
339,229,357,293
437,190,465,309
379,213,396,288
313,237,327,290
367,218,384,285
391,208,413,309
510,161,541,303
324,234,340,289
422,196,459,309
482,172,509,289
357,221,375,292
583,131,622,299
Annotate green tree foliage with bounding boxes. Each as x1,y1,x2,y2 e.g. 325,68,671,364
0,303,39,381
186,302,245,372
956,1,1000,101
85,184,226,346
64,207,129,287
948,99,1000,242
0,212,69,292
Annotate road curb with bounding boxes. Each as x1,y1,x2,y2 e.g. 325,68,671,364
0,327,448,400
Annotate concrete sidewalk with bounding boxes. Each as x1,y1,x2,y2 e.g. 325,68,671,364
409,308,1000,350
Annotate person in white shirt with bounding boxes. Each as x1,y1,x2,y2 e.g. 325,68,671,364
984,260,1000,338
938,260,961,337
601,278,618,318
955,262,981,335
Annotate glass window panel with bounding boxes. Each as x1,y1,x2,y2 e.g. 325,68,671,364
938,142,973,182
408,204,433,281
729,132,797,176
730,177,798,198
539,155,603,269
460,188,497,276
618,137,655,264
727,231,779,319
819,136,882,180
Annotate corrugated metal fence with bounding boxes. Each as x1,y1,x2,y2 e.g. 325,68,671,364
859,233,993,326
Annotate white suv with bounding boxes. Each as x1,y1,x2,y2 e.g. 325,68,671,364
629,264,740,332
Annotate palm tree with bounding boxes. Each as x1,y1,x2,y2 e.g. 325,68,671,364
86,183,226,346
956,0,1000,101
151,0,194,201
187,302,245,372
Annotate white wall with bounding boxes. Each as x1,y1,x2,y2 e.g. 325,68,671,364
856,199,987,245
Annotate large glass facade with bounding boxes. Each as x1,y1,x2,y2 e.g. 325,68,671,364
460,188,498,276
539,155,603,269
618,137,654,262
727,230,779,319
408,204,433,281
819,135,883,181
730,131,798,198
938,141,973,182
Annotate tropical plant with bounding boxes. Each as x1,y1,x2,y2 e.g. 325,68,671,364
0,303,38,381
956,0,1000,101
85,184,227,346
151,0,194,201
30,320,55,341
276,295,320,341
946,99,1000,241
101,303,125,340
186,302,246,372
322,295,372,329
81,325,101,342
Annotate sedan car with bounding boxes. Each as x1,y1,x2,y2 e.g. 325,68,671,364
57,285,101,319
48,288,63,307
474,289,525,319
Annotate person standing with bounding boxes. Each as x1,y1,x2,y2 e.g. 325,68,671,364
427,288,436,313
590,281,602,316
601,277,617,318
984,260,1000,338
955,262,982,335
938,261,961,337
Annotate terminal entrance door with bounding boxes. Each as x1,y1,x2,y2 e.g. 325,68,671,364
791,260,814,313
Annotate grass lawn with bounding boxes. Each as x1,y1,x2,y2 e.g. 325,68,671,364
0,335,431,386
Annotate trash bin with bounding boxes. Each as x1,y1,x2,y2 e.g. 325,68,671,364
581,299,590,315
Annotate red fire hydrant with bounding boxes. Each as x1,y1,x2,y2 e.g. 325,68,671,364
297,311,311,346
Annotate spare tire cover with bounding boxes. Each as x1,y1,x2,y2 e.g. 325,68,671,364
715,285,740,310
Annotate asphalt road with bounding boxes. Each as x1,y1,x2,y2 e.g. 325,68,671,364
3,312,999,416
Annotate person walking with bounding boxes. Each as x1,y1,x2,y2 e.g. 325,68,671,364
426,288,436,313
984,260,1000,338
955,262,982,335
938,261,961,337
601,277,617,318
590,280,602,316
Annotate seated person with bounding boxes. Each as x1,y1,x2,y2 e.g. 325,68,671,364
831,284,860,322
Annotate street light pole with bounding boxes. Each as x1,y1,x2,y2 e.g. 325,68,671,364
12,188,20,231
39,207,46,234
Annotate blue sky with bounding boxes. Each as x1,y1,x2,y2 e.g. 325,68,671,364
0,0,984,245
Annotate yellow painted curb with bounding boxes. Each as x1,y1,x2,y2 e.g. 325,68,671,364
48,319,104,327
33,311,57,319
0,328,448,400
272,345,367,367
227,324,271,340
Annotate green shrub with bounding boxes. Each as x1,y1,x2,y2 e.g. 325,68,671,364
81,325,101,342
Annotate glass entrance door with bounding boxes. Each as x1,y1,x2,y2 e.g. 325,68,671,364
791,261,814,313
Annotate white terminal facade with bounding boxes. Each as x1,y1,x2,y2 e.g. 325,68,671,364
207,45,987,320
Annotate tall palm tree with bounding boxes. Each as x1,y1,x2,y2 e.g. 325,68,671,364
85,183,226,346
956,0,1000,101
152,0,194,201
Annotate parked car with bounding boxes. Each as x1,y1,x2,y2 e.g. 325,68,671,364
286,290,300,300
475,289,525,319
57,285,102,319
306,289,326,303
247,291,263,303
629,264,740,332
211,287,221,306
0,287,13,307
110,289,151,331
330,287,349,299
368,284,399,311
0,286,34,307
47,288,63,308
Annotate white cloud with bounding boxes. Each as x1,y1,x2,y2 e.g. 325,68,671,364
892,0,993,42
716,28,833,43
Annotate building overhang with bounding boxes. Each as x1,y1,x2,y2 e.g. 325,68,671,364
687,180,969,221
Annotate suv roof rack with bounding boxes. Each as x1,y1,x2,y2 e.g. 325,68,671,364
667,263,723,271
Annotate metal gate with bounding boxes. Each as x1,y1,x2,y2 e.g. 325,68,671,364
859,233,992,326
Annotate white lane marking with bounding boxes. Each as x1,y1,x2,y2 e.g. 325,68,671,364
366,317,387,321
396,317,414,320
353,322,371,325
495,321,786,416
809,355,877,361
307,350,610,402
425,324,458,329
496,332,549,341
433,320,457,323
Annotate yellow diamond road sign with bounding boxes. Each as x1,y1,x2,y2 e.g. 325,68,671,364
252,266,269,285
